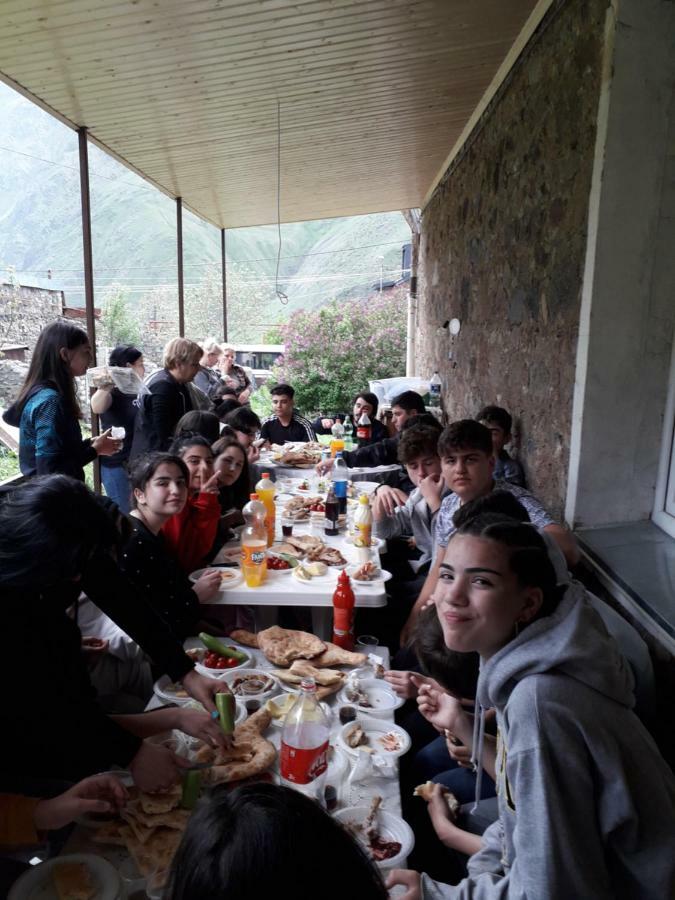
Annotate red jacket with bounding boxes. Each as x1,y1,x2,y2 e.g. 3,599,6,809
162,491,221,574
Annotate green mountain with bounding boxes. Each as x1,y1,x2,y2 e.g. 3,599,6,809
0,82,410,331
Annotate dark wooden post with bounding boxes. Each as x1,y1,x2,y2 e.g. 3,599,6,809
78,126,101,493
176,197,185,337
226,228,227,342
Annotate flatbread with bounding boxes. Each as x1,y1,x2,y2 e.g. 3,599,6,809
120,808,157,845
129,806,191,831
199,709,277,786
413,782,461,818
288,659,345,686
123,825,183,878
229,629,259,648
139,784,181,815
257,626,325,666
311,642,367,667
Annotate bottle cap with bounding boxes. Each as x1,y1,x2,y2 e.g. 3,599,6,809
250,493,259,500
300,677,317,692
262,473,270,479
359,494,369,504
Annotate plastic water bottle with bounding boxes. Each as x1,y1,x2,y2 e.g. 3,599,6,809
241,493,267,587
429,372,442,408
332,451,349,514
343,415,353,441
280,677,330,801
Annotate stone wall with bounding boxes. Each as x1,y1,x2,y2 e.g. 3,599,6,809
0,282,63,351
415,0,608,517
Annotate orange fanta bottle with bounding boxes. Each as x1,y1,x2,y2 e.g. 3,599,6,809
241,493,268,587
255,473,276,546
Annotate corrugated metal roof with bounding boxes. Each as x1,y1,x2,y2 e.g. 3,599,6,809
0,0,539,228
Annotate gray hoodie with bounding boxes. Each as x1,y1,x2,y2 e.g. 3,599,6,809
421,583,675,899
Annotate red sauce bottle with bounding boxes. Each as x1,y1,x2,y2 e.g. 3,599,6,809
332,570,355,650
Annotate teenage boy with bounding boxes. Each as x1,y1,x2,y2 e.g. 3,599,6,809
316,390,426,474
477,404,525,486
259,383,316,445
400,420,579,642
312,391,388,443
373,423,448,574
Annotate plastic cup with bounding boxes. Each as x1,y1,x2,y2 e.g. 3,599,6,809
355,635,379,654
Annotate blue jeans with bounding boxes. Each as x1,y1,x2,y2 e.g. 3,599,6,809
414,734,496,805
101,465,132,513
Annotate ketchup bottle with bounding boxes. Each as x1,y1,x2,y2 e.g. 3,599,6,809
332,570,355,650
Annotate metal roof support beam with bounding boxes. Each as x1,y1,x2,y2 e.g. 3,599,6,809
176,197,185,337
226,228,227,341
78,125,100,493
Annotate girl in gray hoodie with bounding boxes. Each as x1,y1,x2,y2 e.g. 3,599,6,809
388,514,675,900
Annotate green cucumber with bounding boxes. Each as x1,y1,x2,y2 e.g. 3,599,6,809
198,632,247,662
216,692,236,735
181,770,202,810
276,552,299,568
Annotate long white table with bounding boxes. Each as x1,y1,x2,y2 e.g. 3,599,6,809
208,526,388,640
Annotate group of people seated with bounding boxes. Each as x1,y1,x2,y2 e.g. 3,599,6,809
1,320,674,898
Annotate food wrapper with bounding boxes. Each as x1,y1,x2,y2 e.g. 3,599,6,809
88,366,149,396
348,747,396,786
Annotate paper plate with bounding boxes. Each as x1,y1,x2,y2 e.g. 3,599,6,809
185,645,252,676
153,674,194,705
346,565,392,585
349,481,381,495
337,678,404,714
189,567,243,590
219,667,279,700
337,719,411,760
333,807,415,869
8,854,123,900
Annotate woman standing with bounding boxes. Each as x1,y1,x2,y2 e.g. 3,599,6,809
388,514,675,900
3,320,119,480
90,343,145,512
219,344,252,403
129,337,202,461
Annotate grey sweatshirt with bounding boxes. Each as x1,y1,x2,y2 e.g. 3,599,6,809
374,486,451,571
422,583,675,899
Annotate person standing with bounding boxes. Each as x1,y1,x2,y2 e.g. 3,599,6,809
129,337,202,461
219,344,252,403
90,344,145,513
3,320,119,480
194,338,227,401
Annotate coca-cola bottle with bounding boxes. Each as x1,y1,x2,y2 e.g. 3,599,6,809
324,484,340,536
280,678,330,801
356,411,372,447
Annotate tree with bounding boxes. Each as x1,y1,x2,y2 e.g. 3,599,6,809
100,285,141,347
275,287,408,415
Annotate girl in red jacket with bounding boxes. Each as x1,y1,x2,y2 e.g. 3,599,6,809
161,434,221,573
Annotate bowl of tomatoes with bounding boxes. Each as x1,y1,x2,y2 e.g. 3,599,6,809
186,646,251,676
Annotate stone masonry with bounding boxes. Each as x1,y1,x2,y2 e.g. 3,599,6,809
415,0,608,517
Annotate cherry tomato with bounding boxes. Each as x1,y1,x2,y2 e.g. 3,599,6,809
225,657,238,668
216,658,227,669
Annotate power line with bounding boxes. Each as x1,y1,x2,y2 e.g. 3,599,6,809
8,240,407,277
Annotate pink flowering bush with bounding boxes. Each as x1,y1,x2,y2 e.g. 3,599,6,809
275,288,408,415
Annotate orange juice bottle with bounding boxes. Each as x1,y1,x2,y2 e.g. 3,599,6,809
330,420,345,457
255,473,276,546
241,493,268,587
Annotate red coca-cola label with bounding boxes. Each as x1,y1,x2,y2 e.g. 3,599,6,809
280,740,329,784
357,425,371,440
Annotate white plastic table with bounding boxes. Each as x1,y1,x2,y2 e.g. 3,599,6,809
209,526,388,640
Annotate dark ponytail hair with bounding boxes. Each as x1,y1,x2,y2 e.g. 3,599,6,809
128,453,189,509
455,512,561,619
16,320,89,419
0,475,118,587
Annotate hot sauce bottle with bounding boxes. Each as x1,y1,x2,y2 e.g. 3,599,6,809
332,570,355,650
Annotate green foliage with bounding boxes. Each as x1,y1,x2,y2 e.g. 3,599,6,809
276,287,408,416
100,286,141,347
0,446,19,482
250,382,272,420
